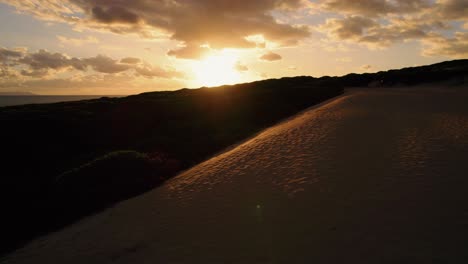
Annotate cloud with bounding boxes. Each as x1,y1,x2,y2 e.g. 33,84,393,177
322,16,378,40
83,55,132,74
91,5,140,24
0,47,187,94
0,65,19,78
0,48,185,81
1,0,311,58
120,57,141,64
18,49,85,72
260,51,282,61
235,61,249,72
0,0,79,23
12,49,184,81
167,45,210,60
320,15,441,48
2,0,465,60
305,0,434,17
422,32,468,58
437,0,468,20
20,69,50,77
0,47,24,62
315,0,467,53
135,65,185,79
319,0,432,17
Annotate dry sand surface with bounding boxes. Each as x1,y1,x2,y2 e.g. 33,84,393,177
4,87,468,263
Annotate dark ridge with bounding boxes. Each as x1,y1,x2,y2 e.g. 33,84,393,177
0,59,467,256
0,76,341,255
333,59,468,87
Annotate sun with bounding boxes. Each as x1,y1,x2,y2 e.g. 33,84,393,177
192,50,242,87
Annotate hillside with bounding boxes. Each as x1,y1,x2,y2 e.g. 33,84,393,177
0,59,467,255
4,86,468,263
0,77,342,255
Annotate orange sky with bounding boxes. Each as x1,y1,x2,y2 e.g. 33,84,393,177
0,0,466,94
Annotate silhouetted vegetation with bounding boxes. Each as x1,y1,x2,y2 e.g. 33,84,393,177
0,59,466,255
334,59,468,88
55,151,178,213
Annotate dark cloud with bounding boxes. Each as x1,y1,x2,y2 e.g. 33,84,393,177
83,55,132,74
323,16,377,40
318,0,467,23
120,57,141,64
0,48,24,62
321,15,443,48
91,6,140,24
437,0,468,20
19,49,84,71
321,0,468,23
260,51,282,61
320,0,432,17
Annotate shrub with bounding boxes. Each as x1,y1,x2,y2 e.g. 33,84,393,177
54,151,178,212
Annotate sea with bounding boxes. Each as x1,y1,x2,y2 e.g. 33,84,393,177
0,95,123,107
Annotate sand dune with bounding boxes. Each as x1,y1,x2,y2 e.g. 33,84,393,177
4,87,468,263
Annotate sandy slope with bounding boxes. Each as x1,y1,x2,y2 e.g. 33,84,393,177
4,87,468,263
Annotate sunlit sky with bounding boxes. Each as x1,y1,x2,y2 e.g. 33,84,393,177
0,0,466,95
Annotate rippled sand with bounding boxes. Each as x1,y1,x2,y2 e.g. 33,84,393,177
4,87,468,263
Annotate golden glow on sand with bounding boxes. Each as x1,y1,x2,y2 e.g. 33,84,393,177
192,50,242,87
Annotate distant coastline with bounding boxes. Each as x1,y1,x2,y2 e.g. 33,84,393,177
0,92,37,96
0,95,124,107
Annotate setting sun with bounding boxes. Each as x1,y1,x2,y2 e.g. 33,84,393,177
192,51,242,87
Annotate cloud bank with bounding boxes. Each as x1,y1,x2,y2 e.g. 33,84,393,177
316,0,467,57
1,0,311,59
1,0,465,58
1,48,183,78
0,47,185,94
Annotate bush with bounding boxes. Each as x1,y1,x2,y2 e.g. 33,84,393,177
55,151,178,211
